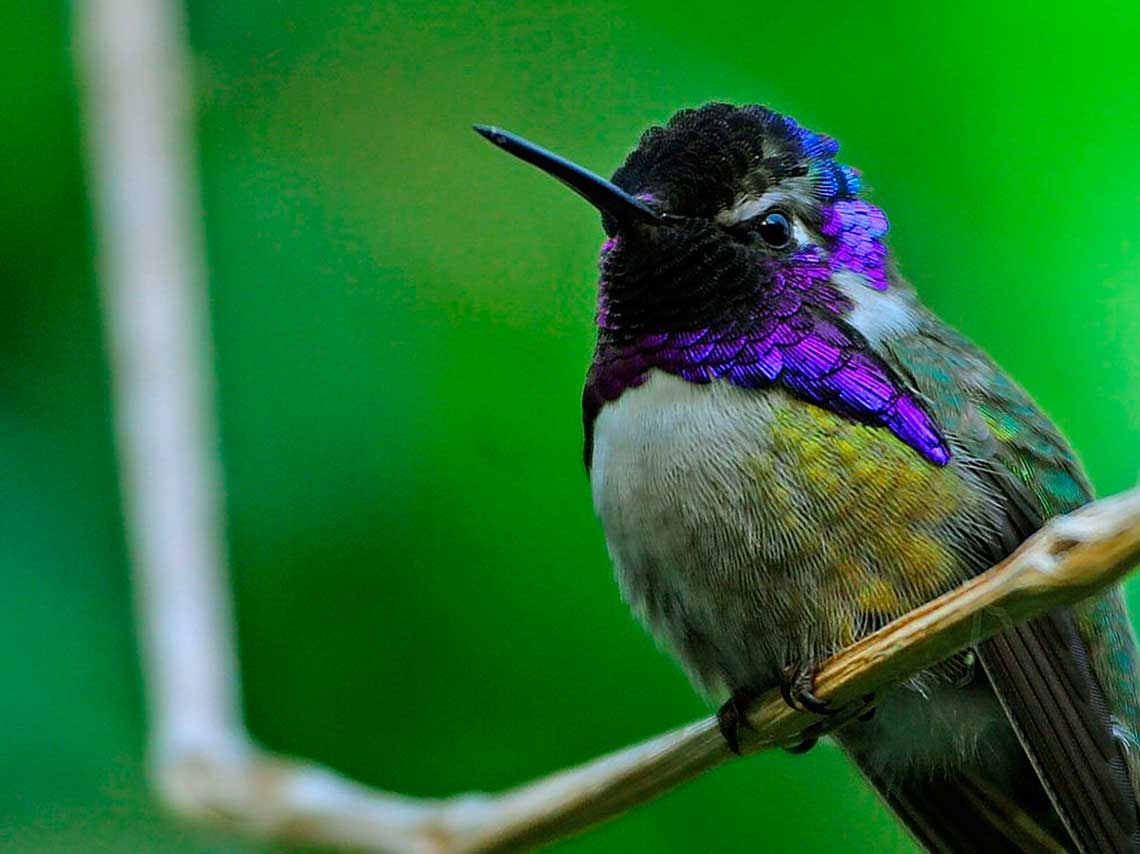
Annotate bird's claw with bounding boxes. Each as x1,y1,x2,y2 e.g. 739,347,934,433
780,663,838,715
777,663,877,753
718,668,878,757
717,688,758,755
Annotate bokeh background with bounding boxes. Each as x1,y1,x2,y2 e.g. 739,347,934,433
5,1,1140,851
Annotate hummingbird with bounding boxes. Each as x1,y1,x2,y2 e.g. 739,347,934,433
475,103,1140,852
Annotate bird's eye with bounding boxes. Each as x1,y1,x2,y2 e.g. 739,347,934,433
756,210,792,248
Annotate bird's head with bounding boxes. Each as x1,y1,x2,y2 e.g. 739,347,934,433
476,102,895,344
476,103,946,467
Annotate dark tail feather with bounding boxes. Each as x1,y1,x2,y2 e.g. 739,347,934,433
841,741,1071,853
978,613,1140,853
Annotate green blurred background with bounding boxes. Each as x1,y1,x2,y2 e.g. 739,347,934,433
5,1,1139,851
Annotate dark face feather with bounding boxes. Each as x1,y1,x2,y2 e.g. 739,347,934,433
596,103,866,339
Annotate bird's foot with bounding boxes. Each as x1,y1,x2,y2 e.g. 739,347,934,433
779,663,877,753
780,663,837,715
717,687,759,755
717,671,877,756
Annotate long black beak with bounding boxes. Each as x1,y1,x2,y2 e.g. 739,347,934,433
473,125,667,226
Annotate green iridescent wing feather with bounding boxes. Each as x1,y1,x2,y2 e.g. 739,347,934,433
890,318,1140,756
883,314,1140,852
962,335,1140,788
968,355,1140,771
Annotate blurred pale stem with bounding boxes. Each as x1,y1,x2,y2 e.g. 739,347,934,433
74,0,248,783
73,0,1140,852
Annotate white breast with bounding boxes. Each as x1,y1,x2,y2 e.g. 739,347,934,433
590,370,778,538
589,370,794,695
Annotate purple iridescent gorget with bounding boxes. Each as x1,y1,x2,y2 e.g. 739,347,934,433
583,105,951,467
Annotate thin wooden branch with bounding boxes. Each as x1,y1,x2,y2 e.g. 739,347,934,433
151,486,1140,854
74,1,1140,853
477,486,1140,854
74,0,252,802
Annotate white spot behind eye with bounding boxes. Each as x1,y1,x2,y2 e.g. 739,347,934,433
833,270,919,344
